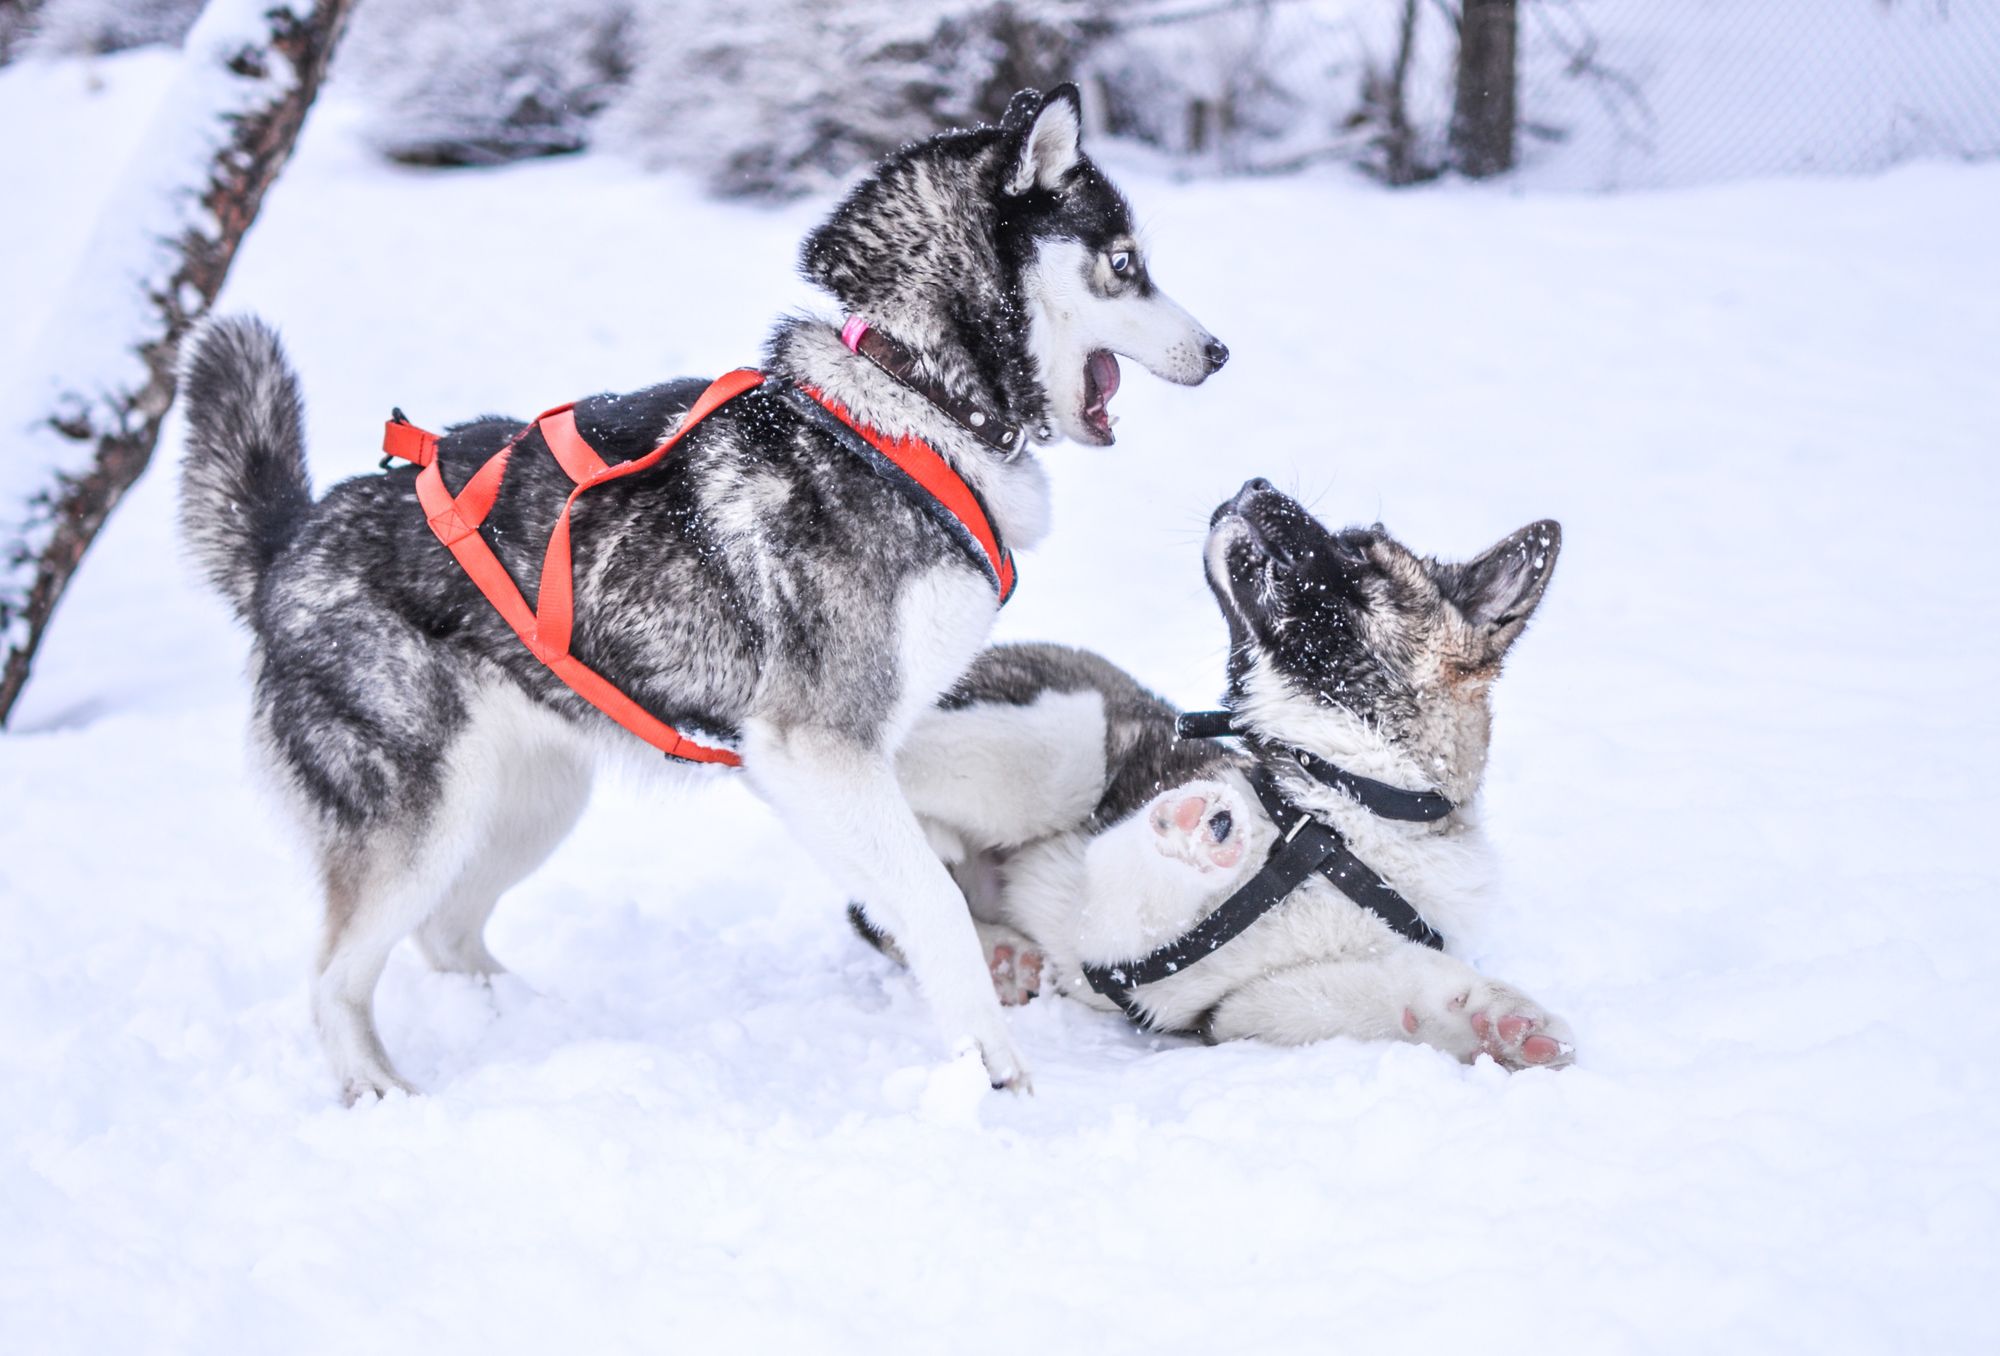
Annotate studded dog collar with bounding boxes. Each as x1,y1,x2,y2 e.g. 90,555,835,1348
840,316,1027,457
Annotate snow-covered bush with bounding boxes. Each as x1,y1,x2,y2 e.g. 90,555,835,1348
605,0,1093,198
1082,1,1368,172
336,0,637,166
0,1,42,63
20,0,202,56
608,0,1379,194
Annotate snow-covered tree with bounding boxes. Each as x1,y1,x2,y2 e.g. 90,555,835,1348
337,0,637,166
0,0,355,722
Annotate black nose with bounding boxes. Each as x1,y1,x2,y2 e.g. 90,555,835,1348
1204,338,1230,372
1242,477,1273,496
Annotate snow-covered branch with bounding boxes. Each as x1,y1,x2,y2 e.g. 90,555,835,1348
0,0,355,722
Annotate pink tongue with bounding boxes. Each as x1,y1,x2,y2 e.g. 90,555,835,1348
1087,350,1121,409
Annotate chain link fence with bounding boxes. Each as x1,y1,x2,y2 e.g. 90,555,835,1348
1519,0,2000,188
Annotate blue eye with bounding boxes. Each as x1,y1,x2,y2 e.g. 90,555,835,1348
1109,251,1132,275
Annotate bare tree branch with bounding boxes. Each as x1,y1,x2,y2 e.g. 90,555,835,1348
1528,0,1655,154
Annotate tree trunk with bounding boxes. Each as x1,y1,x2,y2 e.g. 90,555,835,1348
1451,0,1518,177
1377,0,1424,186
0,0,356,724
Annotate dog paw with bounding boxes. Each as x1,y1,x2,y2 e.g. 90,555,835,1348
340,1070,415,1106
975,1035,1034,1095
1404,980,1575,1071
1147,780,1249,873
988,941,1043,1006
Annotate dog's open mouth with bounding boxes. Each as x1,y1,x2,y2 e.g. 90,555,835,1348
1081,350,1121,441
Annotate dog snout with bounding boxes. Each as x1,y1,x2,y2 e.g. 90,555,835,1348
1211,476,1272,527
1203,337,1230,373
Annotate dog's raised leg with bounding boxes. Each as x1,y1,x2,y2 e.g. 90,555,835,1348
747,722,1029,1091
1206,949,1575,1070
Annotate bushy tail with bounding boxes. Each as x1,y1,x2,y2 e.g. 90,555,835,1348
177,315,312,622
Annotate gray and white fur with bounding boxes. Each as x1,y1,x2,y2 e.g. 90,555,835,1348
888,482,1574,1068
175,86,1227,1102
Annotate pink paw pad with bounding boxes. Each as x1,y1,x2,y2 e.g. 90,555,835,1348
1461,996,1569,1069
1149,784,1247,871
989,943,1043,1007
1519,1034,1563,1064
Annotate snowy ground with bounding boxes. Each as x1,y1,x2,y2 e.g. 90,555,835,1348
4,50,1999,1354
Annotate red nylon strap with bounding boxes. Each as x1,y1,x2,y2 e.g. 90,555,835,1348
799,387,1016,603
381,369,766,766
536,405,610,484
381,420,439,468
534,369,766,662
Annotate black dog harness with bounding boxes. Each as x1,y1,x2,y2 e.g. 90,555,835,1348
1080,710,1449,1028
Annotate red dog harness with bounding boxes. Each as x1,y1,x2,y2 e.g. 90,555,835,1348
380,370,1015,766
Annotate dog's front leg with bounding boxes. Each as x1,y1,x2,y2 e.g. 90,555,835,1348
1207,948,1575,1070
744,721,1030,1091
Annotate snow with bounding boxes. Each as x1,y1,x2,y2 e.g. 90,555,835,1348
5,47,2000,1355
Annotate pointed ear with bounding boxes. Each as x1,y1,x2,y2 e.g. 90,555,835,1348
1000,87,1045,131
1438,519,1561,661
1004,84,1084,196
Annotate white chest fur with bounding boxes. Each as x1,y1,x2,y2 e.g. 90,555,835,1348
884,564,1002,751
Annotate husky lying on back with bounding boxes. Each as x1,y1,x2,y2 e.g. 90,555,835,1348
877,480,1572,1068
177,86,1227,1101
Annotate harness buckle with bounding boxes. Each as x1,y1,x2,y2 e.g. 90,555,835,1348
381,408,440,470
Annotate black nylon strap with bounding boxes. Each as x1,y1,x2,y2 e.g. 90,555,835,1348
1081,783,1340,996
771,382,1012,602
1080,765,1444,1024
1243,769,1445,951
1318,847,1445,951
1174,710,1454,822
1289,747,1455,823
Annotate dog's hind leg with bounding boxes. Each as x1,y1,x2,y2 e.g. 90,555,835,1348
896,692,1109,847
314,838,446,1103
308,687,592,1101
415,738,592,976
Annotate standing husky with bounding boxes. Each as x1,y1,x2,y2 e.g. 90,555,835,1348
886,482,1573,1068
176,86,1227,1101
